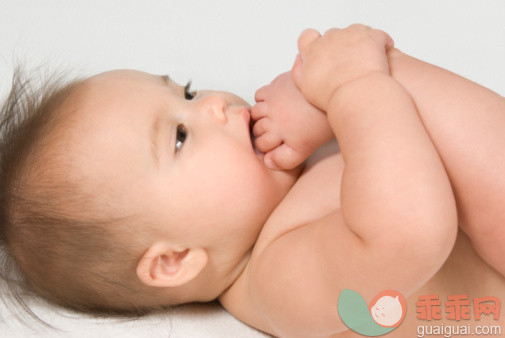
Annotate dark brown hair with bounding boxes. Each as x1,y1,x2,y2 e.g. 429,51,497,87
0,67,167,321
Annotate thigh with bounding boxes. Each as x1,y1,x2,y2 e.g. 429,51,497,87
388,49,505,276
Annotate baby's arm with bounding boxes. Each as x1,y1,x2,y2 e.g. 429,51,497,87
387,50,505,276
293,26,457,257
250,26,458,337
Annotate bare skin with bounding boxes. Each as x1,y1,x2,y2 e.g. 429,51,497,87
339,231,505,338
219,26,505,337
69,26,504,337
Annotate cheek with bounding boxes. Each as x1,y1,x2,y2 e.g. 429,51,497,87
200,160,267,212
195,140,293,213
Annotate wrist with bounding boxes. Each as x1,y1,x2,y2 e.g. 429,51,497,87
327,72,396,114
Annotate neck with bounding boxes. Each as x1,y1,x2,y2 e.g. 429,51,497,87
173,248,253,304
217,252,251,305
217,248,252,298
218,250,269,333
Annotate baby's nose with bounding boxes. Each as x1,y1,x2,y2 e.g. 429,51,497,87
198,95,228,124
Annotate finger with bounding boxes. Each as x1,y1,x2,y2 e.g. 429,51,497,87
297,28,320,54
252,117,269,137
264,143,308,171
255,130,283,154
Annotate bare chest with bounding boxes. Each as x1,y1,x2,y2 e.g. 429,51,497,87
219,140,345,331
254,140,344,253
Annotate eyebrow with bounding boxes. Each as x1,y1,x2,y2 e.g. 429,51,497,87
160,74,171,87
150,114,161,168
149,75,173,168
150,74,177,168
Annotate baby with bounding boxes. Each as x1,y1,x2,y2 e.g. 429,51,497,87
0,24,503,337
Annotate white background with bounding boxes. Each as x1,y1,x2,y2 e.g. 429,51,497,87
1,1,504,337
1,0,504,105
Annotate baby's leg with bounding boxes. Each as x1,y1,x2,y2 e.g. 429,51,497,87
388,49,505,276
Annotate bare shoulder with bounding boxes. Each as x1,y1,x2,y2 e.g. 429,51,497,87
247,211,355,337
219,141,345,336
217,218,346,337
247,206,455,337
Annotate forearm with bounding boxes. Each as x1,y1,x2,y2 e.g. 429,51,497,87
329,74,457,247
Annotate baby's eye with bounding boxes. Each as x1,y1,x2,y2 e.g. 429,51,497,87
184,81,197,100
175,124,188,152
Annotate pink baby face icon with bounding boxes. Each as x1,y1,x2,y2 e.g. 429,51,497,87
369,290,407,327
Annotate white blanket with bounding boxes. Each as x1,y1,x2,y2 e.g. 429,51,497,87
0,295,269,337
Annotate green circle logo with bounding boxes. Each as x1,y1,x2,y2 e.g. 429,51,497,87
338,289,407,336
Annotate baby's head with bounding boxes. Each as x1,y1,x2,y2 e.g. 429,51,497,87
0,69,298,314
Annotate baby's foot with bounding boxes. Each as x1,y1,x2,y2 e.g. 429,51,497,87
252,72,334,170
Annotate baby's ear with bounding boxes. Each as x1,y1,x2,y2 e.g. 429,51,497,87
136,242,208,288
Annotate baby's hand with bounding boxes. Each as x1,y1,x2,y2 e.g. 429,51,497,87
292,24,394,111
252,72,334,170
